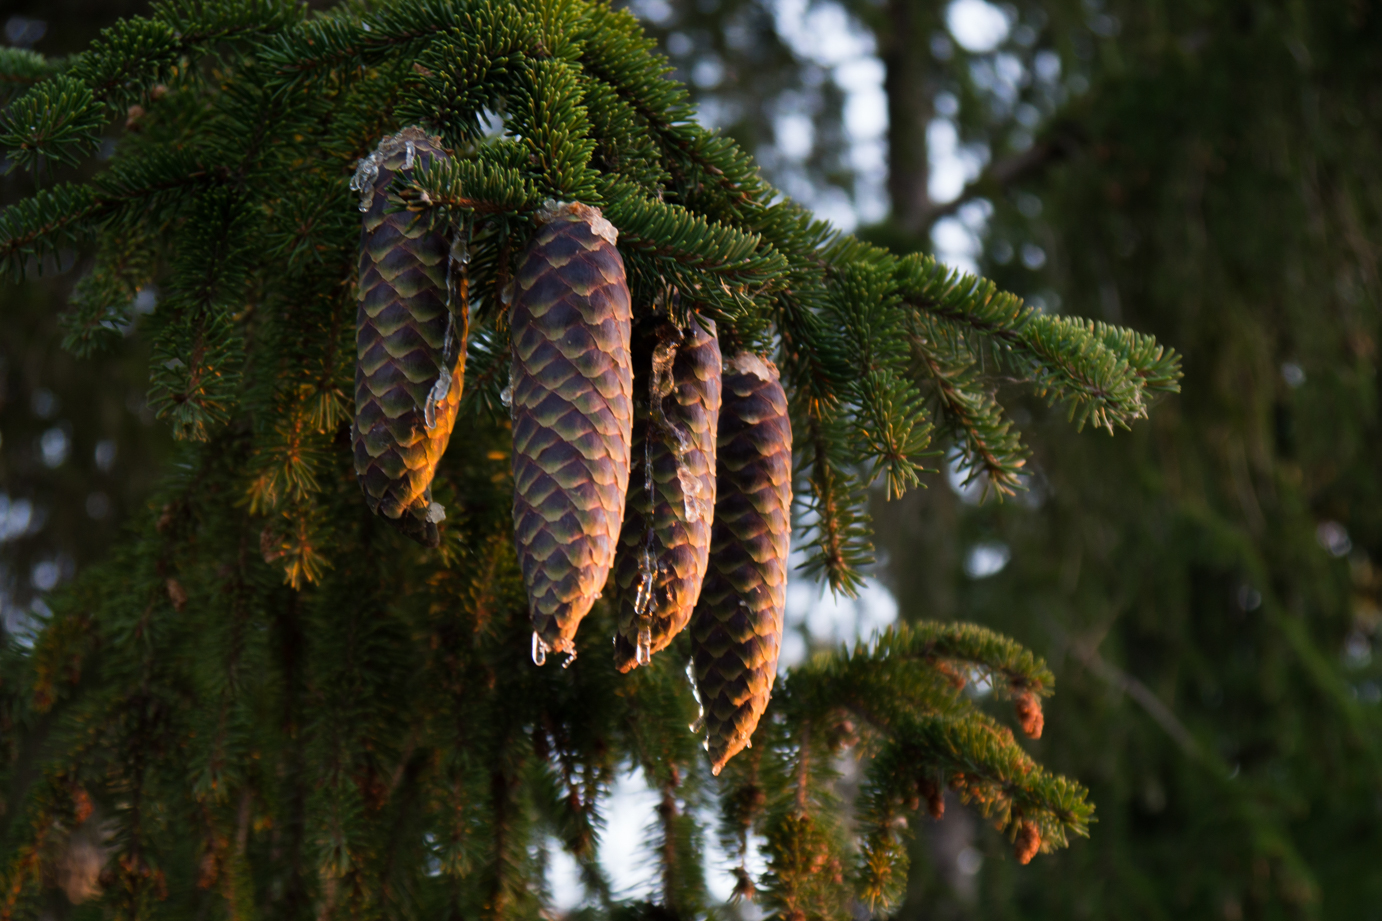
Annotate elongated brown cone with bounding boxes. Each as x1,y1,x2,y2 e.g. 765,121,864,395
510,202,633,662
352,126,468,547
690,352,792,773
613,316,722,673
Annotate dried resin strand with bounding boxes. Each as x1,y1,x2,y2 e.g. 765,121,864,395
630,324,684,665
425,219,471,429
612,317,722,674
632,429,657,667
648,325,712,525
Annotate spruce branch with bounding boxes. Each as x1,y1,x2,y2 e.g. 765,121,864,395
896,252,1180,431
910,313,1029,494
794,410,875,597
855,712,1093,912
0,74,104,173
0,48,56,102
0,153,214,280
402,154,537,216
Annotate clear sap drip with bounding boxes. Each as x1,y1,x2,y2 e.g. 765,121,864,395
500,365,515,411
423,373,450,429
449,229,471,267
562,647,578,669
679,467,709,524
633,545,656,617
423,315,455,429
451,232,471,266
531,632,550,666
629,424,658,669
349,150,383,212
445,223,470,321
686,658,706,734
635,624,653,667
403,139,416,171
648,324,707,523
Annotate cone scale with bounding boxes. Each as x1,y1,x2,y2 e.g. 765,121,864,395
510,202,633,662
613,315,722,672
351,127,467,547
690,352,793,773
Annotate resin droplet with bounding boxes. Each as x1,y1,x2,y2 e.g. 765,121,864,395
678,466,710,523
349,150,384,212
499,383,513,408
635,624,653,666
403,139,416,171
562,648,578,669
531,631,550,666
423,367,451,429
450,232,471,266
686,657,705,733
633,549,656,618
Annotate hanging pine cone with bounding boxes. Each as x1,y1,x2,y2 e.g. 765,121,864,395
613,315,721,673
510,202,633,663
351,126,468,547
690,352,792,773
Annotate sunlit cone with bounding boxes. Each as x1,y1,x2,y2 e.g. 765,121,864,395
690,352,792,772
510,202,633,662
352,126,468,547
613,315,722,673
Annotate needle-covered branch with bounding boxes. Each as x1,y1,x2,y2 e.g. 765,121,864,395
897,253,1181,432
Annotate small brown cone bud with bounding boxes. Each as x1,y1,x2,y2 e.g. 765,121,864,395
1015,692,1045,739
690,352,792,773
613,316,721,672
166,578,187,612
72,787,94,825
1015,821,1041,865
352,127,468,547
510,202,633,661
919,778,945,819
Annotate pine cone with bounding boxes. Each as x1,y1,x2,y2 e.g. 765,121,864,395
690,352,792,773
510,202,633,662
352,126,467,547
613,315,721,673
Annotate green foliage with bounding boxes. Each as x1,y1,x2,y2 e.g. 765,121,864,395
0,1,1178,918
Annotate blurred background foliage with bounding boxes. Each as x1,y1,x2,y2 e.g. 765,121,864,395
0,0,170,647
1,0,1379,918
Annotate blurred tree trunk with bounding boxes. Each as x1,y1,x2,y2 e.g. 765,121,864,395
880,0,936,234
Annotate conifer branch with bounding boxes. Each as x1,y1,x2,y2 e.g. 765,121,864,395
896,252,1180,431
0,48,56,101
910,314,1029,493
